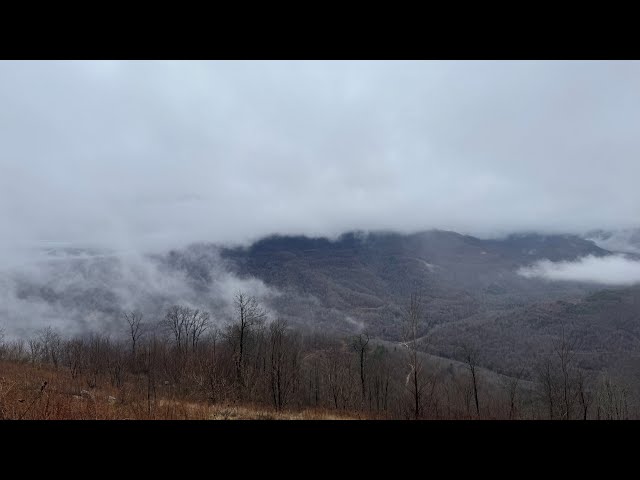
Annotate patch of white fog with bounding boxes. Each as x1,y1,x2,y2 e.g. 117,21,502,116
0,247,279,339
344,315,366,332
518,254,640,286
585,229,640,255
408,257,438,271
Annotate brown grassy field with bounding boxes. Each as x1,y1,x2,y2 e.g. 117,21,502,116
0,360,370,420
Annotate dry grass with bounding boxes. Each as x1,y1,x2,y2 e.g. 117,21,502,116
0,361,368,420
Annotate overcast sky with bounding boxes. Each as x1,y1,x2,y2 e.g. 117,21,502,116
2,60,640,253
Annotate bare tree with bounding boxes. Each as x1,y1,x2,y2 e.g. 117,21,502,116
63,338,84,379
161,306,210,354
186,310,210,352
576,370,593,420
461,342,481,417
38,327,61,368
536,357,557,420
85,334,109,389
228,292,266,391
140,336,159,417
268,319,299,411
368,344,391,413
107,346,125,389
351,333,370,406
325,341,349,410
195,326,229,404
456,374,475,418
555,326,577,420
123,311,145,357
402,292,427,419
503,367,525,420
208,325,221,363
163,305,187,353
28,337,42,364
595,375,629,420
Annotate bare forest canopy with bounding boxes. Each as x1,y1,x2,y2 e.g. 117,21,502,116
0,292,632,420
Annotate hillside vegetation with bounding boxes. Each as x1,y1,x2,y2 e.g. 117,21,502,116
1,291,635,420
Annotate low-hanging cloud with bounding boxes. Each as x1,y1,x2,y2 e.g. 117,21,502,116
0,246,279,339
585,229,640,255
2,60,640,256
518,254,640,286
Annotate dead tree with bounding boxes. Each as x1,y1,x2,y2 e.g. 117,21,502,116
555,326,577,420
63,338,84,379
28,338,42,364
124,311,145,358
38,327,61,368
576,370,593,420
369,345,391,413
163,305,187,353
228,292,267,394
268,319,299,411
187,310,210,352
536,357,557,420
140,337,158,417
197,327,228,404
107,347,125,389
503,367,525,420
461,342,481,417
325,342,347,410
351,333,370,406
596,375,629,420
402,292,427,419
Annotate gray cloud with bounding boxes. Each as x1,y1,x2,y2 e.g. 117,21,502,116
518,254,640,286
0,246,279,338
585,229,640,255
2,60,640,254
